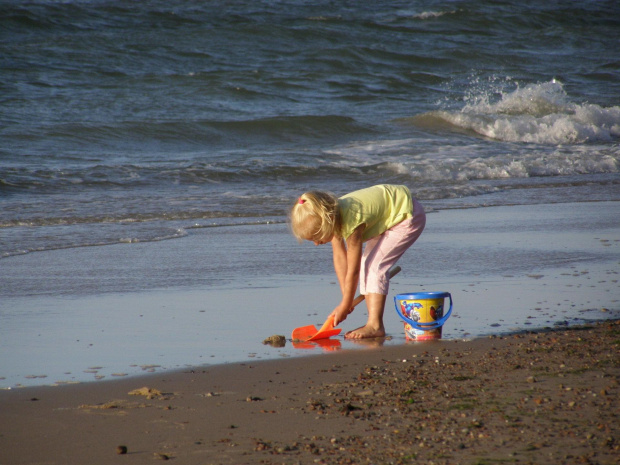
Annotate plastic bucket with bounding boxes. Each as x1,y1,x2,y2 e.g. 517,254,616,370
394,292,452,341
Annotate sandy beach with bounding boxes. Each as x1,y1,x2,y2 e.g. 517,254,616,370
1,320,618,465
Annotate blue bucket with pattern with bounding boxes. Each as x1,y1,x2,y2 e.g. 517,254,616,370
394,292,452,340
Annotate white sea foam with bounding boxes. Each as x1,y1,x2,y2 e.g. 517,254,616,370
413,10,457,20
440,80,620,144
326,140,619,184
378,8,458,24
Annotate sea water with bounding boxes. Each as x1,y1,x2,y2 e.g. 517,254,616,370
1,0,619,386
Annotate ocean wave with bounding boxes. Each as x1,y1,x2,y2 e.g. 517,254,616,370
367,151,618,184
7,150,617,198
368,7,460,28
0,217,284,260
413,10,458,20
3,141,617,197
417,80,620,144
2,115,370,149
453,151,619,180
0,226,189,260
0,209,273,229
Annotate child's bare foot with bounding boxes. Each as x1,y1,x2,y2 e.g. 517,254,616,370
344,324,385,339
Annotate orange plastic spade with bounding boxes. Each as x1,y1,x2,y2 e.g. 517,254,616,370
291,318,337,342
307,315,341,341
291,266,401,342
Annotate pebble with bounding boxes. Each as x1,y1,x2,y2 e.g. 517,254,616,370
262,335,286,347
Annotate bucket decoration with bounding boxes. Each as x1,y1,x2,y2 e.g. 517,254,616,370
394,292,452,341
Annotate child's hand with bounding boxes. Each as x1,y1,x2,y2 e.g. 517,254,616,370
331,302,353,326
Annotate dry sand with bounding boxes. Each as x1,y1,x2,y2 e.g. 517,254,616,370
1,320,618,465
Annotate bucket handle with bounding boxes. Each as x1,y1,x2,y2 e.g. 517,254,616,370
394,292,453,331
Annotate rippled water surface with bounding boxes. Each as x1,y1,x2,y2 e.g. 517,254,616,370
2,0,619,262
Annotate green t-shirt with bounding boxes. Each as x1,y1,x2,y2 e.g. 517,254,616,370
338,184,413,241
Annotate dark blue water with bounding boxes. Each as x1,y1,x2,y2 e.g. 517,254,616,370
2,0,619,262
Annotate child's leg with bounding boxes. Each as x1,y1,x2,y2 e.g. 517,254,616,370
345,293,387,339
346,200,426,339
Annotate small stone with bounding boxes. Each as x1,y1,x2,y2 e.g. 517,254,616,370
255,441,270,451
356,389,374,397
262,335,286,347
128,387,163,399
116,445,127,455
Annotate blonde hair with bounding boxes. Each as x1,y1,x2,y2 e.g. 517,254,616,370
289,191,341,243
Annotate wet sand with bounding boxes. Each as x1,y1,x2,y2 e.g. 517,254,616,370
1,320,618,465
1,201,619,388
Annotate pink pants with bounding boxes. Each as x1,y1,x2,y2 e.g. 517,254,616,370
359,198,426,295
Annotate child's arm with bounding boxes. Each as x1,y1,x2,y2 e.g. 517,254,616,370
332,236,347,294
331,224,364,326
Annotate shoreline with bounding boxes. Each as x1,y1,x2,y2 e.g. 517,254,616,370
1,200,619,389
1,198,618,463
1,320,618,464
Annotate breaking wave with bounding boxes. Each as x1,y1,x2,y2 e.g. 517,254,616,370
417,80,620,144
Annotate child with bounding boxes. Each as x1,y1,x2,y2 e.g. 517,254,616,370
289,184,426,339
